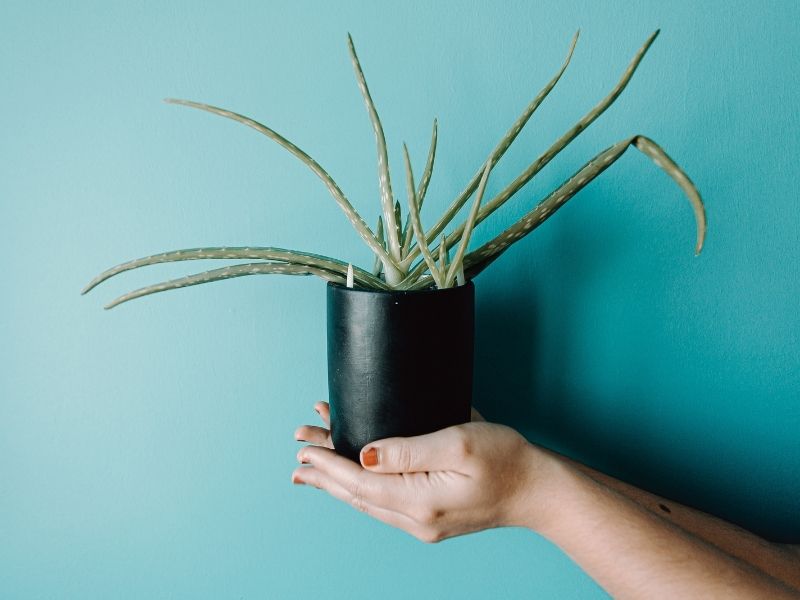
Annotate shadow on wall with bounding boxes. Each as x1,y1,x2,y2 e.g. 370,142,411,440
471,209,798,543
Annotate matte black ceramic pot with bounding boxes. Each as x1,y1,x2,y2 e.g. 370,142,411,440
327,281,474,461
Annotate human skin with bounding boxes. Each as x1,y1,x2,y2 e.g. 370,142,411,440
293,402,800,599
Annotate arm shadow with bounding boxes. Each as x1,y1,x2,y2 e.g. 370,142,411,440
471,217,799,544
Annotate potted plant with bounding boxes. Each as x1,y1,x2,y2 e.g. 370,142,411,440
83,30,706,461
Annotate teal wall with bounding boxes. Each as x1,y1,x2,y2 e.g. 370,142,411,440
2,1,798,598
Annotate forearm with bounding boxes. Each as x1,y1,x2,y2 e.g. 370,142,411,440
560,455,800,590
525,452,800,599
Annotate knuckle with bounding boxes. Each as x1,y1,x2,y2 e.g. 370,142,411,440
413,506,443,526
451,429,473,458
303,471,321,490
347,474,368,513
393,443,415,472
418,528,445,544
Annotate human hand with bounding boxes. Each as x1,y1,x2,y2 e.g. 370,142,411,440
292,402,564,542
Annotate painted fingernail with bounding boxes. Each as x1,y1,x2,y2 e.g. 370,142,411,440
362,447,378,467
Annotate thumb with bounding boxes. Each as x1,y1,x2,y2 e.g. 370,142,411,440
360,426,469,473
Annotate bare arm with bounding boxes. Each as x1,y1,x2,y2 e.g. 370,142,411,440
562,456,800,590
293,403,800,599
529,454,799,598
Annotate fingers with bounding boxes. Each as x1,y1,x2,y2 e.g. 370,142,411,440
291,430,456,544
294,425,332,449
293,402,333,448
296,445,410,513
292,465,422,536
359,425,472,474
314,401,331,427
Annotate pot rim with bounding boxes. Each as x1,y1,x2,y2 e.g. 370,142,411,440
327,279,474,297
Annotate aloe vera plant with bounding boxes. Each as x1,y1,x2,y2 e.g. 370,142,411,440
83,30,706,307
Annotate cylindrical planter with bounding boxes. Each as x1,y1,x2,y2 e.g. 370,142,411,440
327,281,475,461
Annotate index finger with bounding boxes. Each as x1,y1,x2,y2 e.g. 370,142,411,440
297,445,411,514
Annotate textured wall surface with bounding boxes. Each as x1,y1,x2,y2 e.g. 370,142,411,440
2,1,798,598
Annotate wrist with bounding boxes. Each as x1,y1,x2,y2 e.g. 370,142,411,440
508,442,583,534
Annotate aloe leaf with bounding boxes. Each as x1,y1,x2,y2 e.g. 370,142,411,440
401,118,439,254
403,144,443,288
406,274,435,291
163,98,398,271
405,29,661,279
416,118,438,209
82,246,388,293
104,263,345,310
400,30,580,270
631,136,706,255
393,200,403,252
347,34,402,263
372,216,385,277
461,30,661,243
464,135,706,278
438,233,448,274
444,157,493,287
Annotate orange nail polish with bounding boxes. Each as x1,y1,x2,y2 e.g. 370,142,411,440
362,447,378,467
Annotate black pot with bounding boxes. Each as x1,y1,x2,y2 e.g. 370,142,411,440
327,281,475,461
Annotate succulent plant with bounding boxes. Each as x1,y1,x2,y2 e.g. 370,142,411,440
83,30,706,308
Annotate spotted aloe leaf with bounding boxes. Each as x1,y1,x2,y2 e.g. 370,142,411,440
104,262,346,310
452,29,663,248
438,234,448,274
398,29,667,288
347,34,402,267
401,119,438,254
372,217,385,277
400,30,580,271
82,246,388,295
84,30,706,306
463,135,706,277
444,157,493,287
403,144,443,288
163,98,397,272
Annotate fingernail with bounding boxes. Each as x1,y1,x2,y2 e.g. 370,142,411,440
362,447,378,467
297,450,309,464
292,474,305,485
